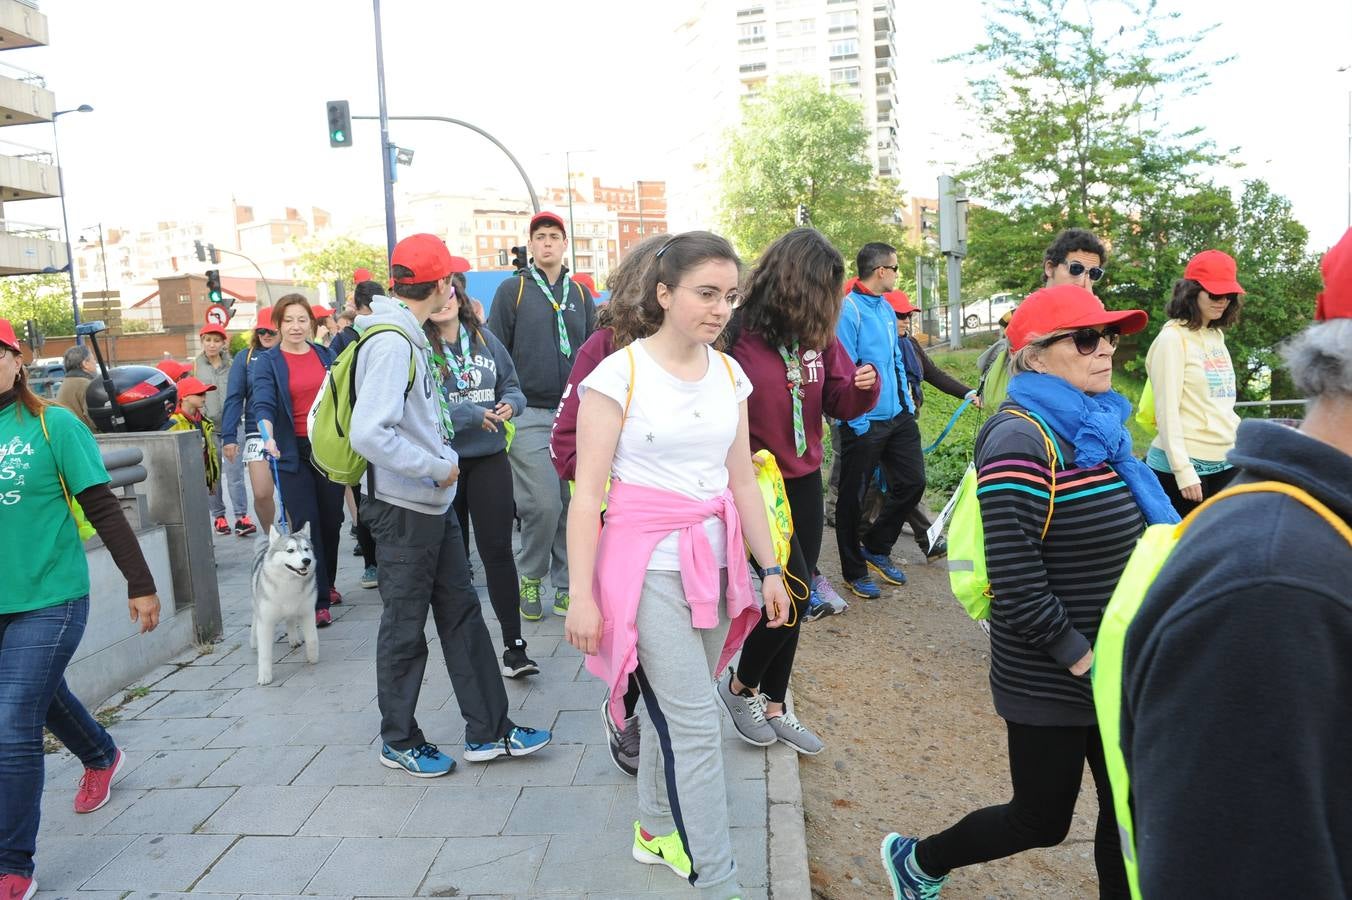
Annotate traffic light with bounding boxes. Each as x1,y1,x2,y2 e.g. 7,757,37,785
326,100,353,148
205,269,230,312
194,240,206,262
193,241,220,264
795,204,809,226
24,318,42,351
510,245,528,272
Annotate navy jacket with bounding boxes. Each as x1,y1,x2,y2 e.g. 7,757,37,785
221,345,267,447
248,342,334,474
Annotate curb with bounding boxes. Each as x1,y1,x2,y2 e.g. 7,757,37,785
765,740,811,898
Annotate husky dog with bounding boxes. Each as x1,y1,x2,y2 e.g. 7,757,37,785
250,523,319,685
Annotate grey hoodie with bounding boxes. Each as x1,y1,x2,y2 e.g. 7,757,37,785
350,297,458,515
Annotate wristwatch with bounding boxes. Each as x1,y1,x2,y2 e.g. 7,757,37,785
761,565,784,577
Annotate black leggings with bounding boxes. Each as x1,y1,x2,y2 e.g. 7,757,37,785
1151,465,1238,519
451,450,522,646
915,720,1129,899
735,470,823,704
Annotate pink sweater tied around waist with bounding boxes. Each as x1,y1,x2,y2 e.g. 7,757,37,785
584,479,763,725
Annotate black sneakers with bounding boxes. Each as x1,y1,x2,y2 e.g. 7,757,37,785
501,639,540,678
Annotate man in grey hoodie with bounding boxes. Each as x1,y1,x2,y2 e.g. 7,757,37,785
350,233,552,778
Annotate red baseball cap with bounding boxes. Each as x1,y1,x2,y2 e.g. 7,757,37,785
0,318,19,353
353,267,373,284
156,359,193,382
885,290,917,315
1007,284,1148,352
1184,249,1245,296
391,233,455,284
174,375,216,398
311,305,335,319
572,272,600,299
447,255,472,274
200,323,227,339
529,211,567,237
255,307,274,330
1316,228,1352,321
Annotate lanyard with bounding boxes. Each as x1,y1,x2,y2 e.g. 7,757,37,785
529,265,572,356
431,328,474,392
777,342,807,457
397,302,456,444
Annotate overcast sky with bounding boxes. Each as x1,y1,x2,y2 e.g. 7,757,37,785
13,0,1352,251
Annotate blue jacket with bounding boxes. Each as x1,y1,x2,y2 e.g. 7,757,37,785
248,341,334,474
836,289,912,434
221,345,266,447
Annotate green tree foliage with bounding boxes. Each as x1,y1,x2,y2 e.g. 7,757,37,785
297,236,387,288
717,76,914,265
0,274,76,337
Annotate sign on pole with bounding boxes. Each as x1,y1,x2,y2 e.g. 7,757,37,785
204,304,230,328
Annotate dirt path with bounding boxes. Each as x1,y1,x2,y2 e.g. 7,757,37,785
793,530,1103,899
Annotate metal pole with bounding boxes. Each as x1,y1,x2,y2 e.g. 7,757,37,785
946,253,963,351
565,151,578,273
96,223,114,363
1346,88,1350,229
216,247,273,307
636,180,644,237
372,0,396,259
51,120,81,343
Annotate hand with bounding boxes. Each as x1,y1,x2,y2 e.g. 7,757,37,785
565,595,604,655
129,594,160,633
762,575,791,628
436,464,460,488
223,443,239,463
494,402,514,422
480,408,501,432
264,438,280,460
853,364,877,391
1070,648,1094,677
1180,483,1203,502
966,389,983,409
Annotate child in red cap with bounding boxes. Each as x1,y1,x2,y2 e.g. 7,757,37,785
164,376,221,492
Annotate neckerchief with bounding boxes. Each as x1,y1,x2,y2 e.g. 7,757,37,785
397,302,456,444
529,265,572,356
430,327,474,393
777,342,807,456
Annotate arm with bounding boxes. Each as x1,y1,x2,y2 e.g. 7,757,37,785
349,335,455,484
564,387,624,655
250,351,279,448
447,391,488,434
221,352,248,449
725,401,790,626
835,298,862,363
75,484,159,631
1147,327,1198,490
549,331,610,481
822,337,880,422
490,333,527,417
916,339,975,399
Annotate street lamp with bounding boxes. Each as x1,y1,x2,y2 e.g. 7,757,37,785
52,104,93,342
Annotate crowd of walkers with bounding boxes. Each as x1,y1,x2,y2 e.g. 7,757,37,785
3,213,1350,900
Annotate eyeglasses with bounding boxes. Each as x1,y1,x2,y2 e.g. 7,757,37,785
673,284,743,308
1039,325,1121,355
1065,261,1105,282
255,329,278,337
875,264,900,273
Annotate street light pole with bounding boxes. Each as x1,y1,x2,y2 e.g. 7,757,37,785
565,150,577,273
52,104,93,343
372,0,397,259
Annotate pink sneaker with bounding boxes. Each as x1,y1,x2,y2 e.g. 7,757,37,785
315,608,332,627
74,748,125,814
0,872,36,900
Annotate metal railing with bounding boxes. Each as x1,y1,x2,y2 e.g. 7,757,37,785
0,217,60,239
0,58,45,86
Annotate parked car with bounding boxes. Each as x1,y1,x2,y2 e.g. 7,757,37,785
961,292,1018,330
27,357,65,399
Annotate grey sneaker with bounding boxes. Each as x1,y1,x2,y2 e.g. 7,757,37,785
552,589,570,617
519,576,543,621
768,709,824,755
601,698,640,776
811,574,850,615
716,669,777,746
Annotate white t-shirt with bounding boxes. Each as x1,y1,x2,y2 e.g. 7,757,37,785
579,339,753,570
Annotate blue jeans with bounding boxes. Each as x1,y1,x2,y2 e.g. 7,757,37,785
0,598,117,878
209,433,248,520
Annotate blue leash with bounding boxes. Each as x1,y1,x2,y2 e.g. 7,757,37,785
922,396,975,455
260,423,289,534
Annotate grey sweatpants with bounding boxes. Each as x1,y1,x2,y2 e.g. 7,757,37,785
634,570,741,899
508,406,569,588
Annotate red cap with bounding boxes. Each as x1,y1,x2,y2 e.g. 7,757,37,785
0,318,19,353
353,267,373,284
572,272,600,298
447,255,472,274
529,211,567,237
1316,228,1352,321
885,290,917,315
311,305,335,319
391,233,455,284
174,375,216,398
1184,249,1245,296
156,359,193,382
255,307,273,330
1007,284,1148,352
200,323,227,339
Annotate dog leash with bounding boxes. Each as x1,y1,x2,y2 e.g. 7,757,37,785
259,422,289,534
923,396,975,455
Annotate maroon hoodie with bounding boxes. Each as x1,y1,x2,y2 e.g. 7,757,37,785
550,327,615,481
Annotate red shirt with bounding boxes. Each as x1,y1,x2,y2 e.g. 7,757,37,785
282,347,326,438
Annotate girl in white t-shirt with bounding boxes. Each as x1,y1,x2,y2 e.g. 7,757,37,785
566,231,790,899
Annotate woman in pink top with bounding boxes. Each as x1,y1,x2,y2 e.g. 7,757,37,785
565,231,790,899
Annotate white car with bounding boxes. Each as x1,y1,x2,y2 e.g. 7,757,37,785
962,292,1018,330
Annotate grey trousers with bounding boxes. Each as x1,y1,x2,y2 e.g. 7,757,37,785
508,406,570,587
209,433,248,520
635,571,741,899
362,496,512,748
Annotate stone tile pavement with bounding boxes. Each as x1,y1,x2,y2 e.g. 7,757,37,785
37,520,809,899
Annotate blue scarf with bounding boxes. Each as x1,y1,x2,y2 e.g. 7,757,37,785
1006,372,1181,526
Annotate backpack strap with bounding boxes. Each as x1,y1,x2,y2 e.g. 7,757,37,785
515,276,525,307
1002,409,1059,541
39,408,85,533
1179,480,1352,545
623,345,636,419
716,351,737,389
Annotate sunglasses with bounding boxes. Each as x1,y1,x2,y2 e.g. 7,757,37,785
875,264,900,273
1040,325,1121,355
255,329,278,337
1066,261,1105,282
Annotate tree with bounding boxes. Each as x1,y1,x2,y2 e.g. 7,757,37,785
296,236,388,288
717,76,913,265
0,274,75,338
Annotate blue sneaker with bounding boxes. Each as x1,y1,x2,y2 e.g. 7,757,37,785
380,741,455,778
860,546,907,585
847,576,882,599
880,833,948,899
801,590,831,623
464,725,552,762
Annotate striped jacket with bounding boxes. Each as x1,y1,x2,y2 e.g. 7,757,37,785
975,404,1145,726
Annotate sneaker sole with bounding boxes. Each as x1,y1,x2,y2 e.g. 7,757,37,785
361,581,378,589
75,748,126,814
865,560,907,585
880,833,908,900
520,607,543,621
463,736,552,763
379,752,454,778
632,843,689,878
501,662,540,678
777,734,825,756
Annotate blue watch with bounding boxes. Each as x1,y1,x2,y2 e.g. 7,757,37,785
761,565,783,577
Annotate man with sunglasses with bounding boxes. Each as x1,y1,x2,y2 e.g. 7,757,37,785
1043,228,1107,290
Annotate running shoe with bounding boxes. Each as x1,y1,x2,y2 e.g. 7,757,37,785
631,820,691,878
234,515,257,536
860,546,907,585
880,833,948,899
847,576,882,600
380,741,455,777
767,710,824,755
811,573,850,614
519,577,543,621
464,725,552,762
213,515,230,535
715,669,776,746
602,697,640,776
501,639,540,678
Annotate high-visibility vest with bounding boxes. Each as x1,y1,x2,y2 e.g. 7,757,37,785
1093,480,1352,899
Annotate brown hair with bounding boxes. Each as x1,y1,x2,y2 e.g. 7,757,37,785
630,231,741,340
736,228,843,351
1166,278,1242,330
6,347,48,418
271,294,316,337
598,234,669,349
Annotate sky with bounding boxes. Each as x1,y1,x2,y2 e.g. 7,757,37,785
11,0,1352,252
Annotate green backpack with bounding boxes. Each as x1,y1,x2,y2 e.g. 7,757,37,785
308,324,416,485
947,408,1061,620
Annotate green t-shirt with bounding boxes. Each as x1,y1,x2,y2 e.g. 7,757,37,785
0,403,109,614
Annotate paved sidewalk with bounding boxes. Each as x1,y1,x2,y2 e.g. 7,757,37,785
36,522,799,899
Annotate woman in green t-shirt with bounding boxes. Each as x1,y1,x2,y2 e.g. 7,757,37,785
0,319,160,900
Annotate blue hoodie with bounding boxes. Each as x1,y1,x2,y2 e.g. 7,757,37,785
835,288,912,434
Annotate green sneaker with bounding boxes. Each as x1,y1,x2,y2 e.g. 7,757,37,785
631,820,691,878
519,577,543,621
552,589,570,616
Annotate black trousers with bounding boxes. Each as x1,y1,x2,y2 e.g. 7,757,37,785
835,413,926,581
451,450,522,647
827,421,936,553
276,438,345,610
915,720,1129,899
362,496,512,748
736,470,823,703
353,482,377,569
1152,466,1239,519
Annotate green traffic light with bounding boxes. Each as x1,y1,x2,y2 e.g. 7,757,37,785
333,130,347,143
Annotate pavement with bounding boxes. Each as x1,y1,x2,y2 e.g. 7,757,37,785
36,517,809,900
